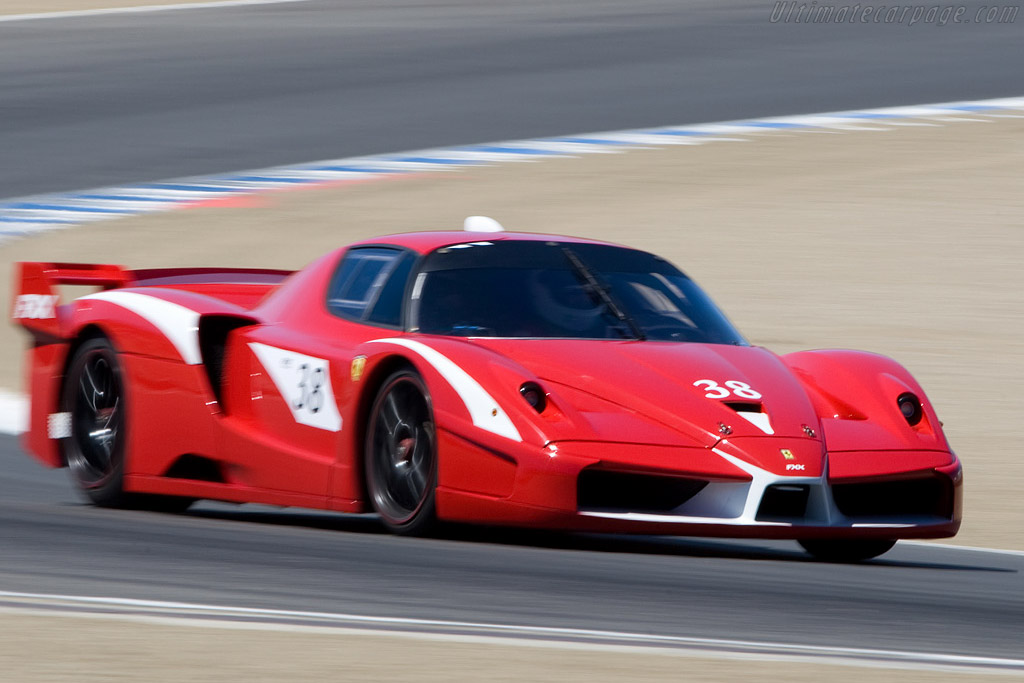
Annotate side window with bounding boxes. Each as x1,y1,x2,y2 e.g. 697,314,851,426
366,253,414,327
327,247,412,326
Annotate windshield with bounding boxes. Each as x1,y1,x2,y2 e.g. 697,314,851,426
411,241,746,344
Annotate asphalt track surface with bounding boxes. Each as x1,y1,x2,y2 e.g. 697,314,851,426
2,0,1024,199
2,435,1022,661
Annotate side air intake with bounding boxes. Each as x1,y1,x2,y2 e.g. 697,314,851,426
198,314,258,405
163,454,225,483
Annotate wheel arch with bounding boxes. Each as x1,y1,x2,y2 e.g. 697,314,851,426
352,354,419,501
50,324,117,465
61,324,113,375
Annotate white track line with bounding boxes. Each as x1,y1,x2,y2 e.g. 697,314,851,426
0,0,313,23
903,541,1024,558
0,390,27,435
0,591,1021,674
0,609,1003,678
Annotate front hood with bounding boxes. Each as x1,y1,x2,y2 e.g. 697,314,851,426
469,339,820,447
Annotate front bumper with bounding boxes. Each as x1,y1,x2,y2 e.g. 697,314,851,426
435,431,962,540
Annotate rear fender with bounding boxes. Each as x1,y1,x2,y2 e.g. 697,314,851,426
69,288,260,368
11,263,130,468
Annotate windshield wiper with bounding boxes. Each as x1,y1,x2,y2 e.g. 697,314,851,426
562,247,646,341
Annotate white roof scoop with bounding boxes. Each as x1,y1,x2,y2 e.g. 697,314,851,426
463,215,505,233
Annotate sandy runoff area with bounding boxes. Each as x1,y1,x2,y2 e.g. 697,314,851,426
0,608,1006,683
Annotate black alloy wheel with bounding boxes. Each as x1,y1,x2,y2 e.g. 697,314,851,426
63,337,128,505
365,369,438,535
63,336,192,512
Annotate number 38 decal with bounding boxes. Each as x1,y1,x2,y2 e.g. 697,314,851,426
692,379,762,400
294,363,325,414
248,342,343,432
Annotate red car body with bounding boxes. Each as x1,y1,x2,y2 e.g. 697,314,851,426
11,228,962,558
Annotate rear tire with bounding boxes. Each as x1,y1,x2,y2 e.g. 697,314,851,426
62,336,192,512
364,369,438,535
63,337,128,506
798,539,897,562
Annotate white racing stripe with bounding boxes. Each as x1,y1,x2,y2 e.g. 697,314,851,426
0,590,1021,673
79,290,202,364
736,411,774,435
0,0,314,23
368,338,521,442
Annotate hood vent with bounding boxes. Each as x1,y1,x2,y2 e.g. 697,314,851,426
724,401,761,413
722,401,774,435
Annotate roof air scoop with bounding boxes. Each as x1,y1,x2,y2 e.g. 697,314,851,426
464,216,505,233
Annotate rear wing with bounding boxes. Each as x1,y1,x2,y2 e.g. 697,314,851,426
11,262,131,339
11,262,294,339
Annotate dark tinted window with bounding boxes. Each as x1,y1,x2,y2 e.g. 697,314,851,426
327,247,406,322
412,241,746,344
366,253,415,327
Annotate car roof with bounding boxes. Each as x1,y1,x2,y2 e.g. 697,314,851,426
346,230,618,254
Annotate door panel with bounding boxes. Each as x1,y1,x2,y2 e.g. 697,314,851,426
217,328,342,498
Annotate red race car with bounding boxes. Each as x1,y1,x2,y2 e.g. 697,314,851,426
11,218,961,561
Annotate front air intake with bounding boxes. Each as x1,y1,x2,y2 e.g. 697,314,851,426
577,469,708,513
756,484,810,521
832,476,953,519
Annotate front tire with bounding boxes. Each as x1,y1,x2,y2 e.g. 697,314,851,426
799,539,897,562
365,369,438,535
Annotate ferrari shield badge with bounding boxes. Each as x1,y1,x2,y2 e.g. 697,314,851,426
780,449,795,460
351,355,367,382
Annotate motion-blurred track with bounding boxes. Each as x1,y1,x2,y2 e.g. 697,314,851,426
1,435,1021,662
2,0,1023,198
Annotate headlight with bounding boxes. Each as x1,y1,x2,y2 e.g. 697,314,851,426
897,392,923,426
519,382,547,413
